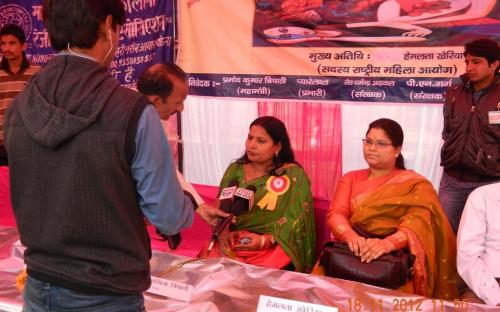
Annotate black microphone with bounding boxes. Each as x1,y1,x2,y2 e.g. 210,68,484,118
210,179,239,240
231,185,257,216
207,185,256,255
218,179,239,213
220,185,256,233
206,180,239,253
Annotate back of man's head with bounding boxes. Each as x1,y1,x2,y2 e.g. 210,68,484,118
464,39,500,65
42,0,126,51
0,24,26,44
137,63,187,98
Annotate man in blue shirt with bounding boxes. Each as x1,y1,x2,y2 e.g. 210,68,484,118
137,63,223,245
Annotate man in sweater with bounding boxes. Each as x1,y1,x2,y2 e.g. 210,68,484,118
4,1,227,310
0,24,39,166
438,38,499,234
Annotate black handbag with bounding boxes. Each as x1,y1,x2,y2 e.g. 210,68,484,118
319,225,415,289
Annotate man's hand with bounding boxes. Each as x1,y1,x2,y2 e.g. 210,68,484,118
196,203,229,227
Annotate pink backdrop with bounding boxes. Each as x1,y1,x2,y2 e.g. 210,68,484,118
258,101,343,199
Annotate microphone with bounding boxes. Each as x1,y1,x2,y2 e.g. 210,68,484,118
231,185,257,216
205,180,239,253
218,179,239,213
207,185,256,255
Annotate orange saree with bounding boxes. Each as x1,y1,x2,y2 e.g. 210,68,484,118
327,169,458,299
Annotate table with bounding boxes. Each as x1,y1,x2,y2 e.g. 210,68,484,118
0,226,497,312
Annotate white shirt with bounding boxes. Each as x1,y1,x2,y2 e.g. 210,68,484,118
457,182,500,306
160,119,179,158
161,119,204,205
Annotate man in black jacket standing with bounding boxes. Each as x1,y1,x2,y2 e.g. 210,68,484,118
4,1,226,311
439,38,500,234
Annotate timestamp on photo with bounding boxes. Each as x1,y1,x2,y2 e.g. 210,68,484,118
347,297,469,312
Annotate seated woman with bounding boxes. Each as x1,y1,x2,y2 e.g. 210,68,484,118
325,118,457,299
202,116,316,273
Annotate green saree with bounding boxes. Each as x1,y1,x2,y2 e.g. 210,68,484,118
218,162,316,272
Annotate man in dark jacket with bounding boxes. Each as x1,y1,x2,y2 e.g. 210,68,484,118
439,38,500,234
4,1,226,310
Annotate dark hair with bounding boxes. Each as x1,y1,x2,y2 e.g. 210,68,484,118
137,63,187,98
0,24,29,73
366,118,406,170
0,24,26,44
42,0,126,51
464,38,500,74
237,116,298,175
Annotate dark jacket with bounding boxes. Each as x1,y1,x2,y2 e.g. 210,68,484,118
441,74,500,182
4,54,152,294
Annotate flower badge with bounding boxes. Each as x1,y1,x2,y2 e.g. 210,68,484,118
257,175,290,211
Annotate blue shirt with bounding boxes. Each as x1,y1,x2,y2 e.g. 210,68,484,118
131,105,194,234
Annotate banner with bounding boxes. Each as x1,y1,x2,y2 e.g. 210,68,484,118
0,0,174,88
179,0,500,103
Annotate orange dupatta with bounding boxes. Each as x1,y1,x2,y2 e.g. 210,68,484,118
349,170,458,299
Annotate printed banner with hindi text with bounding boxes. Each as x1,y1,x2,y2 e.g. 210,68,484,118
179,0,500,104
0,0,174,88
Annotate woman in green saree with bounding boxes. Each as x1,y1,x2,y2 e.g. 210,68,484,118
203,116,316,273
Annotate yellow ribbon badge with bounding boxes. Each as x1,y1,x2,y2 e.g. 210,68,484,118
257,175,290,211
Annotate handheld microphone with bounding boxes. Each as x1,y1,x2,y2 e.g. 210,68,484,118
207,185,257,255
231,185,257,216
218,179,239,213
206,180,239,254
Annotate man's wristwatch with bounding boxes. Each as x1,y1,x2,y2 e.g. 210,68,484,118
183,191,199,211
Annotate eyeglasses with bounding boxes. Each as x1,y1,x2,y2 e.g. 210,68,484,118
362,138,393,148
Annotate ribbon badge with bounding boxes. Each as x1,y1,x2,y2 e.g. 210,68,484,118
257,175,290,211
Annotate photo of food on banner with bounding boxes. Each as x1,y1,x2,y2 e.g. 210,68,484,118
253,0,500,46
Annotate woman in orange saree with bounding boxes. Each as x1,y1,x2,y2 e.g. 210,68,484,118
325,118,458,299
